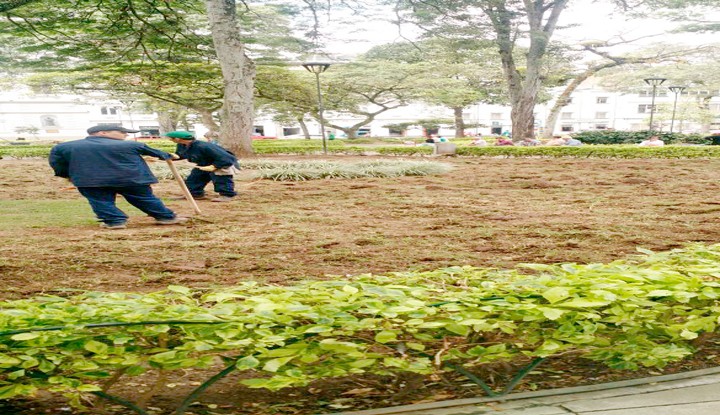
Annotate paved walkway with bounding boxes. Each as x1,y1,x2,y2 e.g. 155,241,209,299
336,367,720,415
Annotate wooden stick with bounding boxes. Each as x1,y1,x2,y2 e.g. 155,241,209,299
165,159,201,214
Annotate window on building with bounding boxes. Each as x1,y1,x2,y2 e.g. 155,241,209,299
639,90,668,97
596,97,608,104
595,124,608,130
561,125,574,132
282,127,300,136
638,104,655,113
101,106,119,115
490,112,503,120
595,112,608,119
40,115,58,127
561,112,573,119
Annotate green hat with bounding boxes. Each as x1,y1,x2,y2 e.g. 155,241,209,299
164,131,195,140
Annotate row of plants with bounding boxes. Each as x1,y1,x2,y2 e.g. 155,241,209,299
571,130,713,145
5,140,720,159
456,145,720,158
2,244,720,413
149,159,452,181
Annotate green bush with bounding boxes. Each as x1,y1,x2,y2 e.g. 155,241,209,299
4,137,720,160
572,130,709,145
2,244,720,411
456,145,720,158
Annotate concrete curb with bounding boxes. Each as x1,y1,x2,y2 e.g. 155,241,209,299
330,366,720,415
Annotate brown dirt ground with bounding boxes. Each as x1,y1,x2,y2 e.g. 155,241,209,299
2,155,720,414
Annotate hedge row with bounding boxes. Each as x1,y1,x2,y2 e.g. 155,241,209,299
571,130,712,145
1,244,720,411
3,141,720,159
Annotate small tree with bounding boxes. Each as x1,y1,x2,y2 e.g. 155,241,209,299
14,125,39,139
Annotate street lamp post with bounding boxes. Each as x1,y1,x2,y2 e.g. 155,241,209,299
668,86,686,133
644,77,667,131
302,57,332,155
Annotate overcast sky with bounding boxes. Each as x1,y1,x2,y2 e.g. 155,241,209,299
323,0,715,57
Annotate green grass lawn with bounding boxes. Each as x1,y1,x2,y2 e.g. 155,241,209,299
0,200,147,229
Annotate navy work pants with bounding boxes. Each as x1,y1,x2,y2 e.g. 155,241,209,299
77,185,176,225
185,169,236,198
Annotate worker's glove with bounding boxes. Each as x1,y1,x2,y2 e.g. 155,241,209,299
169,153,180,160
197,165,217,172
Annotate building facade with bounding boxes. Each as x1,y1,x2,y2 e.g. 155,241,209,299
2,81,719,143
0,89,159,142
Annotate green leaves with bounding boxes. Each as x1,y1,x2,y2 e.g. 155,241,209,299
2,243,720,409
541,287,571,304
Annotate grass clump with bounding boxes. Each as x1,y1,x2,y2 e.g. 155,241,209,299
149,159,452,181
250,159,451,181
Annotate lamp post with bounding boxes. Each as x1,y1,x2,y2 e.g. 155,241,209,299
302,57,332,155
668,86,686,133
644,77,666,131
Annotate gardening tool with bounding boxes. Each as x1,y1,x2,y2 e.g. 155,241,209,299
165,159,202,215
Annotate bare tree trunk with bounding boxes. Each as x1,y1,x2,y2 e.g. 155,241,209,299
700,96,713,133
453,107,465,138
205,0,256,156
326,110,396,140
542,63,615,138
197,108,220,133
156,111,178,134
298,117,311,139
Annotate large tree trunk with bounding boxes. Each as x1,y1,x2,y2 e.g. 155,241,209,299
453,107,465,138
487,0,569,140
205,0,256,156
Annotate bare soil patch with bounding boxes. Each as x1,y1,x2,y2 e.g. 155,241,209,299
1,155,720,414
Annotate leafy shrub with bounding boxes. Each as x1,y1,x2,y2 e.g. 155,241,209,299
457,145,720,158
1,244,720,411
572,130,709,145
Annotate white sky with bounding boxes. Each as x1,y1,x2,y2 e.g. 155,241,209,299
323,0,716,57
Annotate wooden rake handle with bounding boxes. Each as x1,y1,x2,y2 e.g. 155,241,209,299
165,159,201,215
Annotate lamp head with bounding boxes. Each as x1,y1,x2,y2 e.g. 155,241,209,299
644,77,667,86
302,55,332,74
668,86,686,94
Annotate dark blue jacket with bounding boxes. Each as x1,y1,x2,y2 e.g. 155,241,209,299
174,140,239,169
49,136,172,187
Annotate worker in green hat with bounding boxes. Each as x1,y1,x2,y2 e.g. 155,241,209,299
164,131,239,202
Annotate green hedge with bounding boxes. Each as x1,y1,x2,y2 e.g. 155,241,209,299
1,244,720,412
3,140,720,159
571,130,710,145
456,145,720,158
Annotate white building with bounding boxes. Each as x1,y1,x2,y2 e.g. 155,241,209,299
2,80,719,142
538,79,720,135
0,89,159,142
